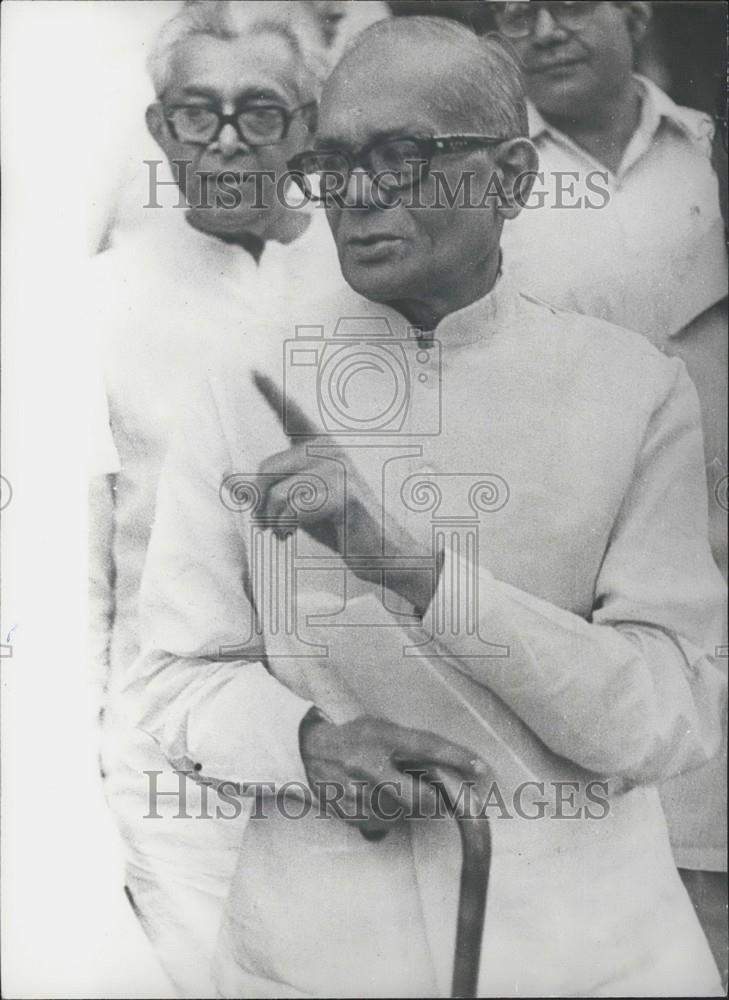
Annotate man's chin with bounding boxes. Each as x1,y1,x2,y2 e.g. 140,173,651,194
531,75,594,121
186,206,267,239
340,254,416,303
341,263,407,303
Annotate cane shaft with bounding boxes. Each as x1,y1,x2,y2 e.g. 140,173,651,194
422,768,492,999
451,816,491,998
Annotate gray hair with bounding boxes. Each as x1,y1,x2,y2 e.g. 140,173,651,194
340,16,528,138
147,0,329,101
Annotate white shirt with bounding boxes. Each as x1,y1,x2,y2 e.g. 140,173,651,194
127,272,724,996
502,75,727,341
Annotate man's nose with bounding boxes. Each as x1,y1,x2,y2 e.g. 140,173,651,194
341,168,379,209
531,6,569,45
215,123,248,159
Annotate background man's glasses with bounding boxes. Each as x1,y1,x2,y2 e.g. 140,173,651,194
288,133,509,201
492,1,598,39
163,102,316,147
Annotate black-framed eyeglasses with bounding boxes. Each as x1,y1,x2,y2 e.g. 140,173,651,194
492,1,599,39
288,133,510,201
163,102,316,147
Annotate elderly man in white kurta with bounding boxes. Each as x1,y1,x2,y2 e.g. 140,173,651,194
88,3,342,994
127,18,725,997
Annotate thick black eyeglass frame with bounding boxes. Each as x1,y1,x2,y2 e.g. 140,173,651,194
288,133,510,197
163,101,317,147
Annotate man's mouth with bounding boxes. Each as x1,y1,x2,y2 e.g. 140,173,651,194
348,233,402,246
529,57,586,75
345,233,404,261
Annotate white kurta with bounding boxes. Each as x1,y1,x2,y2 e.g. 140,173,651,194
128,273,725,996
87,206,342,995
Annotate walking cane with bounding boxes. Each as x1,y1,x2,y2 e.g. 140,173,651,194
428,766,492,999
362,767,492,999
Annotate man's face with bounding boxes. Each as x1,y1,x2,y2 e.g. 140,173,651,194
506,3,637,120
149,32,312,238
317,39,506,308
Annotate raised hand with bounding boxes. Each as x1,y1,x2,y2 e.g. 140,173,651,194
254,370,439,614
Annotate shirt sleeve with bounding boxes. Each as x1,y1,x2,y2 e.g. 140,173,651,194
122,372,314,791
416,357,727,786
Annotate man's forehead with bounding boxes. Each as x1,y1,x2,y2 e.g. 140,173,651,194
166,31,301,102
318,41,460,144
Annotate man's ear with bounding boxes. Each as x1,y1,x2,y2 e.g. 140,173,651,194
619,1,651,47
146,103,169,149
493,137,539,220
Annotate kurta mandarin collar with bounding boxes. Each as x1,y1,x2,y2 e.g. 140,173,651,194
429,264,518,352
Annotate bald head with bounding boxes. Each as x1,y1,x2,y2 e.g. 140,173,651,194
323,16,527,139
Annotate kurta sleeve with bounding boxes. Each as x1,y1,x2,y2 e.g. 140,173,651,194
123,371,314,791
419,356,726,785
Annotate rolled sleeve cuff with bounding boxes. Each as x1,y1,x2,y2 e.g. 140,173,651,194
183,668,316,793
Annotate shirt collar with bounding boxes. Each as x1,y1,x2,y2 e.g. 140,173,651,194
528,74,709,149
632,74,710,144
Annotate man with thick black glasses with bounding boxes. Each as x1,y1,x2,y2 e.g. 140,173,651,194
130,14,724,997
87,3,344,996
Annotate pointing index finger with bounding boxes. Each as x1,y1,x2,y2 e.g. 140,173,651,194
253,370,320,441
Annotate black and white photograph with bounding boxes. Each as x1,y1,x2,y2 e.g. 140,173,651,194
1,1,727,996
